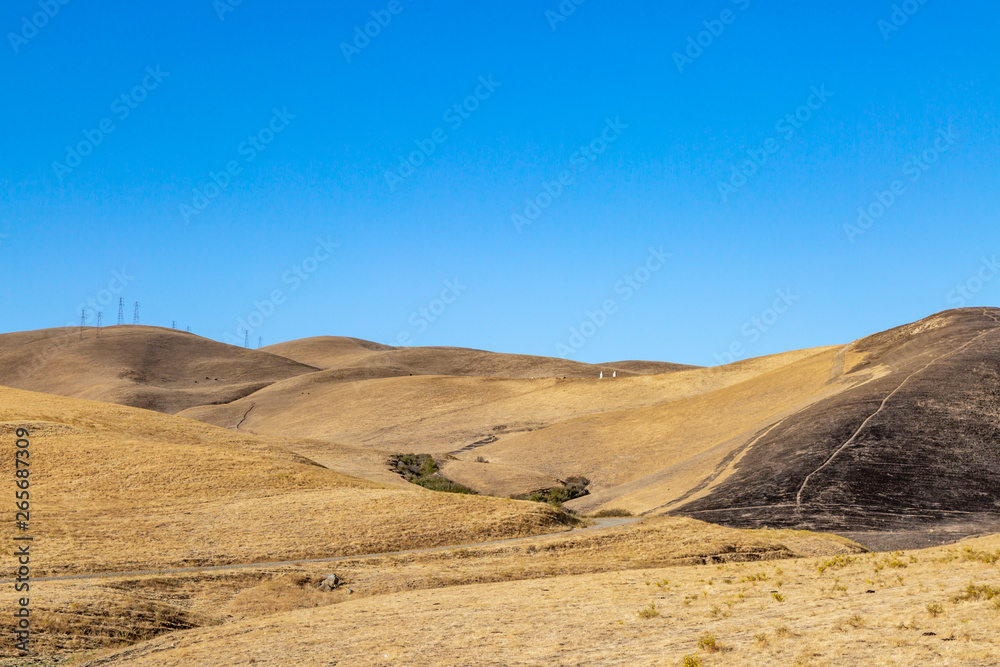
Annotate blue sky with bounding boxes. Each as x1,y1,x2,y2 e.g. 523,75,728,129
1,0,997,366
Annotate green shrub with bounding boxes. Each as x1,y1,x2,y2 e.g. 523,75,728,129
961,548,1000,564
390,454,477,495
697,633,721,652
818,554,856,573
638,602,660,619
952,583,1000,603
514,477,589,507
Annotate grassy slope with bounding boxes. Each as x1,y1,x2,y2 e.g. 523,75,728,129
7,516,863,659
75,532,1000,667
262,335,698,378
0,326,316,414
180,345,844,507
0,386,574,576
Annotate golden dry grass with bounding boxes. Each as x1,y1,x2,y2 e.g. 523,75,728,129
69,533,1000,666
4,315,999,666
0,326,315,414
0,386,575,576
1,516,861,659
180,343,852,512
261,336,694,378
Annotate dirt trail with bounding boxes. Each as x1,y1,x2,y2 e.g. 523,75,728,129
1,518,639,585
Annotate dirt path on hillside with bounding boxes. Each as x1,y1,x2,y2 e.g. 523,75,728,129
1,518,639,585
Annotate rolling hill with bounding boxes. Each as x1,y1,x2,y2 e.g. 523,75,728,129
0,326,317,414
0,385,575,577
4,308,1000,664
3,309,999,547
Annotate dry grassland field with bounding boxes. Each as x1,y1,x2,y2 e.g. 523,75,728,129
2,309,1000,665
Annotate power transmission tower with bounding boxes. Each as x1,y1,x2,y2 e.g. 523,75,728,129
244,330,249,348
80,309,86,339
117,298,125,326
133,302,140,325
96,312,103,338
172,320,176,329
257,336,262,349
186,326,191,333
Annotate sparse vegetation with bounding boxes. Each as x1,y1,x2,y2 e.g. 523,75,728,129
952,583,1000,603
682,655,702,667
391,454,478,494
514,477,590,507
926,603,945,617
818,554,856,573
638,602,660,619
709,603,732,618
591,508,634,518
697,633,722,652
961,547,1000,564
873,552,908,572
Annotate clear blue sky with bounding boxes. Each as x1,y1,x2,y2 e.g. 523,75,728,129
2,0,997,366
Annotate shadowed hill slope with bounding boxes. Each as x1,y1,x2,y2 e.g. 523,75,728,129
0,326,317,414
